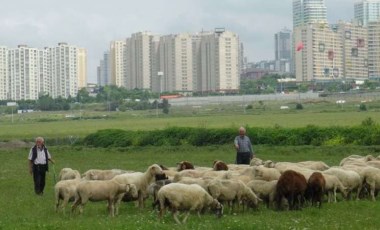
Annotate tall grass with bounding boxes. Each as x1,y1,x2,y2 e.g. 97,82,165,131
1,145,380,229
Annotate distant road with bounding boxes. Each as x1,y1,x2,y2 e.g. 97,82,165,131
167,92,319,106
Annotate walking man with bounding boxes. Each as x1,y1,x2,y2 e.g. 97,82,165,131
234,127,254,164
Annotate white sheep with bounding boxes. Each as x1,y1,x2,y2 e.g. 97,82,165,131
254,165,281,181
321,173,348,202
361,167,380,201
207,179,260,212
157,183,223,224
82,169,130,180
250,158,264,166
54,177,82,213
71,180,136,217
176,177,214,191
112,164,163,210
58,168,81,181
296,161,330,171
323,167,362,200
246,179,278,208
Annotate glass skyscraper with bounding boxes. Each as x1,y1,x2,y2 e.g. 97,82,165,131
355,0,380,26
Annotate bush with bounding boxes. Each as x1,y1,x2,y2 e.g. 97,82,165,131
296,103,303,110
82,125,380,147
359,104,367,111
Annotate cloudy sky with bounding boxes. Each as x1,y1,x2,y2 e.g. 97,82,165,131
0,0,358,83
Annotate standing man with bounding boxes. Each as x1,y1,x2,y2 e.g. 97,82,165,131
28,137,55,195
234,127,254,164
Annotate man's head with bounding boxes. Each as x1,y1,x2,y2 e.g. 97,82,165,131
35,137,45,148
239,127,246,136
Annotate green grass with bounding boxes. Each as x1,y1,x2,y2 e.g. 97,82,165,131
0,109,380,142
1,145,380,229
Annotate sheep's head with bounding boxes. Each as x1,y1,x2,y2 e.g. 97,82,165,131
150,164,163,176
211,199,223,218
176,161,194,171
128,184,138,198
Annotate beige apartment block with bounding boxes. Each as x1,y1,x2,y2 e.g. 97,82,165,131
0,46,7,100
48,43,79,98
110,40,126,87
336,21,368,80
295,23,343,81
199,30,240,93
77,48,87,89
368,21,380,79
126,32,155,90
8,45,41,100
157,33,193,93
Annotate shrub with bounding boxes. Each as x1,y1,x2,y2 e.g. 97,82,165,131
296,103,303,110
359,104,367,111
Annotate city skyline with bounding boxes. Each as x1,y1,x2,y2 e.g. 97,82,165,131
0,0,361,83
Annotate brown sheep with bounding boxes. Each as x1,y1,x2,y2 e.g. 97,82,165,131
213,160,229,171
306,172,326,208
275,170,307,211
177,161,195,171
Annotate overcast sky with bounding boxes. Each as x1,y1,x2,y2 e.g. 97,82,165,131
0,0,358,83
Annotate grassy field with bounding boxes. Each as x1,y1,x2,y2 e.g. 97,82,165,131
0,109,379,142
1,145,380,229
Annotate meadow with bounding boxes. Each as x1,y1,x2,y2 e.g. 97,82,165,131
0,97,380,142
1,145,380,230
1,96,380,229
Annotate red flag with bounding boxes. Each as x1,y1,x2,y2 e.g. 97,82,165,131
296,42,304,51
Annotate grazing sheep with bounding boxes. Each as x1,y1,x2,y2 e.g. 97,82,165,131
148,179,172,209
213,160,229,171
176,177,214,191
82,169,130,180
254,165,281,181
207,179,260,212
54,178,82,213
361,167,380,201
177,161,195,171
306,172,326,208
157,183,223,224
112,164,163,210
323,167,362,200
173,169,231,182
58,168,81,181
339,155,375,166
246,180,278,208
250,158,263,166
322,173,348,203
71,180,135,217
275,170,307,210
263,160,275,168
296,161,330,171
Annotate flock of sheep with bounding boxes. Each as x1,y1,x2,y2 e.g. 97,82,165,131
54,155,380,224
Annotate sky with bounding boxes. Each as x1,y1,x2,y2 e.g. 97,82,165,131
0,0,358,83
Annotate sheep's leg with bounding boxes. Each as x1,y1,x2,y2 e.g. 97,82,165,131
182,211,190,224
108,200,115,217
115,195,123,216
71,197,81,214
61,196,70,214
172,210,181,225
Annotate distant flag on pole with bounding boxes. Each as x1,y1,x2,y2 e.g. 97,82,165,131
296,42,304,52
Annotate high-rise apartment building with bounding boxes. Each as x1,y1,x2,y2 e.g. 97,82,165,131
336,21,368,80
48,42,80,98
157,33,193,93
355,0,380,26
368,21,380,79
1,43,85,100
77,48,87,88
199,29,240,93
293,0,328,28
126,32,155,90
275,28,292,73
110,40,126,87
97,51,111,86
7,45,41,100
0,46,7,100
294,23,344,81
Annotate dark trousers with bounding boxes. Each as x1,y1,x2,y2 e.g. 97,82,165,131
236,152,252,165
32,164,47,195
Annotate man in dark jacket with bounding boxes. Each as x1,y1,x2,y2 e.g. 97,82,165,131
28,137,55,195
